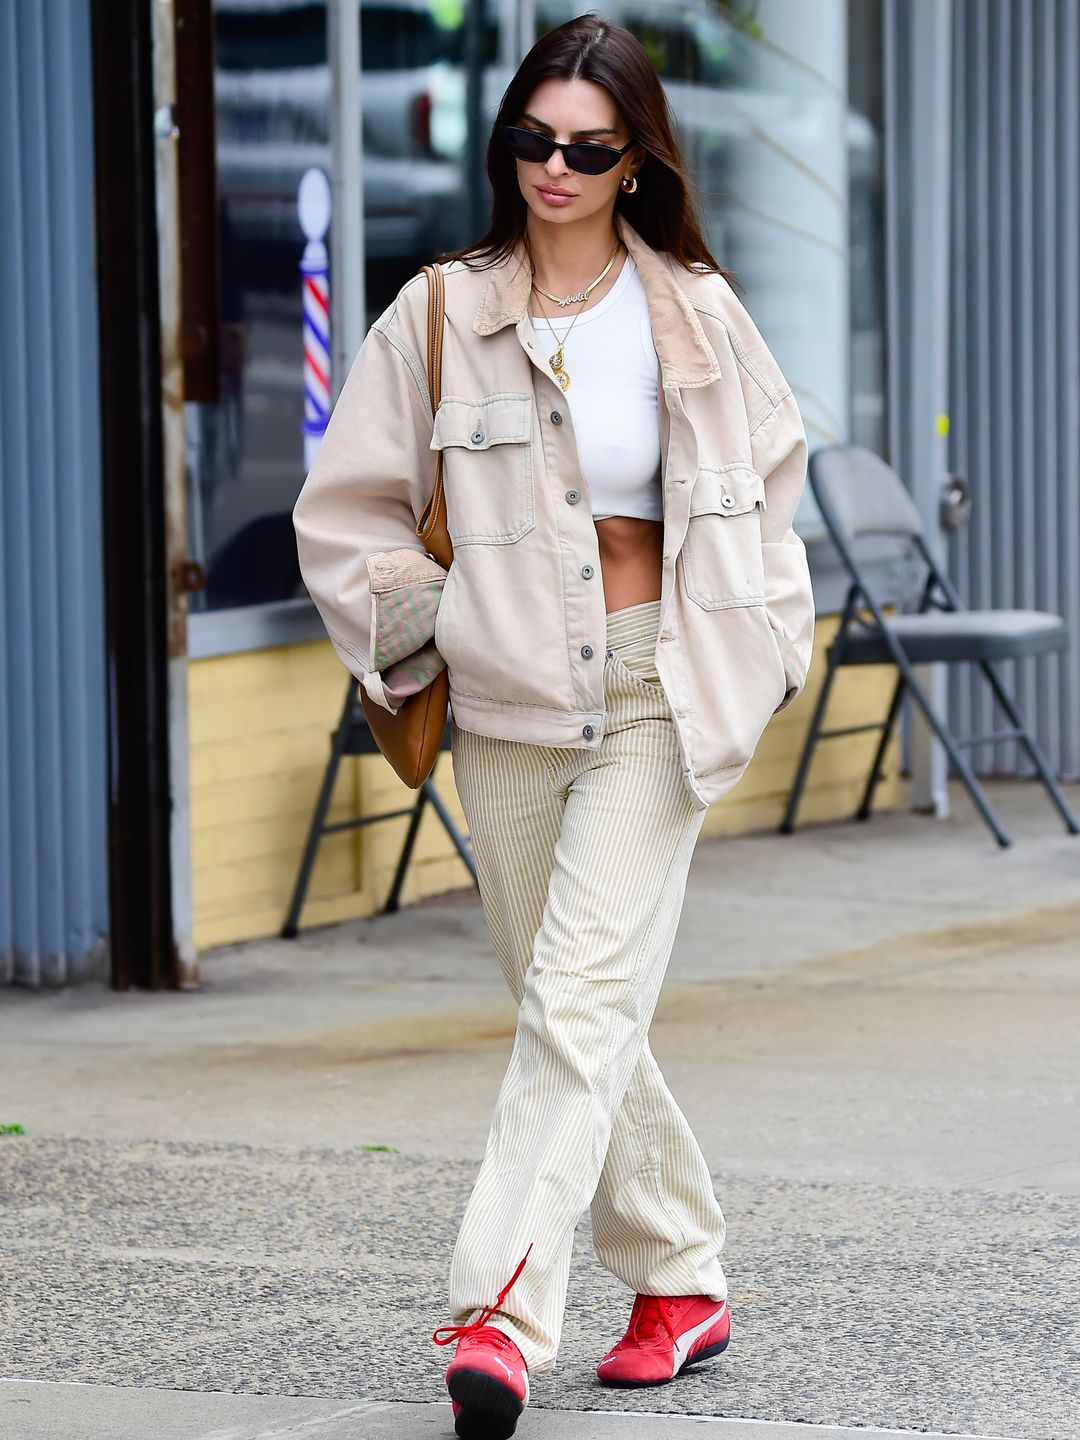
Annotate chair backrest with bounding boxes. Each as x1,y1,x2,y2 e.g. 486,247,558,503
809,444,925,545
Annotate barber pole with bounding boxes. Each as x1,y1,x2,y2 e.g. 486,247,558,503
297,168,332,470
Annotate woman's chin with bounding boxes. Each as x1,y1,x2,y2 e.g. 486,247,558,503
524,199,591,227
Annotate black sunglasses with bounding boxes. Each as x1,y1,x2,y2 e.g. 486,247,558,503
498,123,635,176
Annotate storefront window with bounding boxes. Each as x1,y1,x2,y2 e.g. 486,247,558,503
187,0,884,639
185,1,332,621
185,0,506,628
531,0,886,537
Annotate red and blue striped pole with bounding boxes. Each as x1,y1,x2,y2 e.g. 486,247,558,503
298,168,332,471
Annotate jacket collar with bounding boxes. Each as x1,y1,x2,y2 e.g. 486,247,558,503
471,211,721,387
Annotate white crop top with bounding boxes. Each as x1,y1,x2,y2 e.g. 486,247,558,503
528,252,663,521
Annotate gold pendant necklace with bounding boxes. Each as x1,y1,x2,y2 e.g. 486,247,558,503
532,291,582,390
530,241,622,391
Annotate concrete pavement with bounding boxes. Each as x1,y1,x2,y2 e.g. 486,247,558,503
2,778,1078,1439
0,1382,1025,1439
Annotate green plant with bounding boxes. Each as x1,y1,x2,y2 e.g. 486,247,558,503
717,1,764,41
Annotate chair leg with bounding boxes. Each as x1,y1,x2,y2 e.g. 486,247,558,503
855,672,906,822
281,683,356,938
382,789,428,914
779,645,842,835
894,658,1012,847
976,659,1080,836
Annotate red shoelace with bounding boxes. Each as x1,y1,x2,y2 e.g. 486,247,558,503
432,1242,534,1347
627,1294,679,1346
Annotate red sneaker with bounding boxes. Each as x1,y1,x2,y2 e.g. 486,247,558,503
596,1293,731,1388
443,1326,529,1439
433,1245,533,1439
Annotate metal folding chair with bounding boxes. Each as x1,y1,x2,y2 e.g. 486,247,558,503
779,444,1079,848
281,677,477,937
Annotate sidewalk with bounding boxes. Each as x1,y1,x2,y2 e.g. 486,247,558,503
0,1383,1027,1440
2,779,1078,1440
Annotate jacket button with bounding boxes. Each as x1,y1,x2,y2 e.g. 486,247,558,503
582,724,595,739
720,493,736,508
471,430,485,444
581,563,595,579
581,644,593,659
550,410,563,424
565,489,580,504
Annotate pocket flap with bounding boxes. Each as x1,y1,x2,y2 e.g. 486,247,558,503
690,464,767,517
430,393,532,452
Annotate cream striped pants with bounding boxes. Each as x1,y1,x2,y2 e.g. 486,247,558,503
445,598,728,1374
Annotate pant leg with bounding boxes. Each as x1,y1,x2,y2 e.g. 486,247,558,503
449,718,564,1004
443,605,714,1374
589,1038,728,1299
451,703,726,1303
587,603,728,1301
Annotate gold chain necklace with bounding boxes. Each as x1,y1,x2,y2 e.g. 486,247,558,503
530,235,622,307
530,240,623,391
531,287,587,391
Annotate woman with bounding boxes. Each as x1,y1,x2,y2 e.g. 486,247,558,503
294,13,814,1438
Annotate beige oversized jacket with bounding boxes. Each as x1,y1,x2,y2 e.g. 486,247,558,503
293,211,815,809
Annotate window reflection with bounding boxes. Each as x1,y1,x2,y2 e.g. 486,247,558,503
187,0,884,615
535,0,884,534
187,0,502,613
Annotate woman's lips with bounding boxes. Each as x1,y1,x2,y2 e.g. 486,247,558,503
537,186,576,206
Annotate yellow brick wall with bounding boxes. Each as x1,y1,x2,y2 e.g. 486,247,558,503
188,611,901,950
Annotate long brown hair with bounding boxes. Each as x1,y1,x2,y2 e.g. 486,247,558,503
434,11,740,292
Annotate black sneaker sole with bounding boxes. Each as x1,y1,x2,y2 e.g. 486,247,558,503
448,1367,525,1440
682,1335,731,1369
597,1332,730,1389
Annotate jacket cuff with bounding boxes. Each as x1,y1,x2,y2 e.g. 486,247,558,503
360,668,400,716
769,622,808,714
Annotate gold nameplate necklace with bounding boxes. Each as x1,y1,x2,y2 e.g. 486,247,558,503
529,236,622,392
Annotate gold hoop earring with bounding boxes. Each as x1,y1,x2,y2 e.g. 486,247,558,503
620,173,638,193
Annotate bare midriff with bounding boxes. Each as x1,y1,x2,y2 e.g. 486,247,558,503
594,514,665,613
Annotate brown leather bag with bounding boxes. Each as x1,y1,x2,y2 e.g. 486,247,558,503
359,262,454,788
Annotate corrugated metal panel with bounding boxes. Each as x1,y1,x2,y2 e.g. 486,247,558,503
0,0,109,985
948,0,1080,779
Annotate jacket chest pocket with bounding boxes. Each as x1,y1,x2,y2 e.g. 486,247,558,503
679,463,767,609
430,393,534,545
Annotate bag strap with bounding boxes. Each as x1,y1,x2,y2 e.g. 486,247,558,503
415,263,450,557
424,261,445,413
